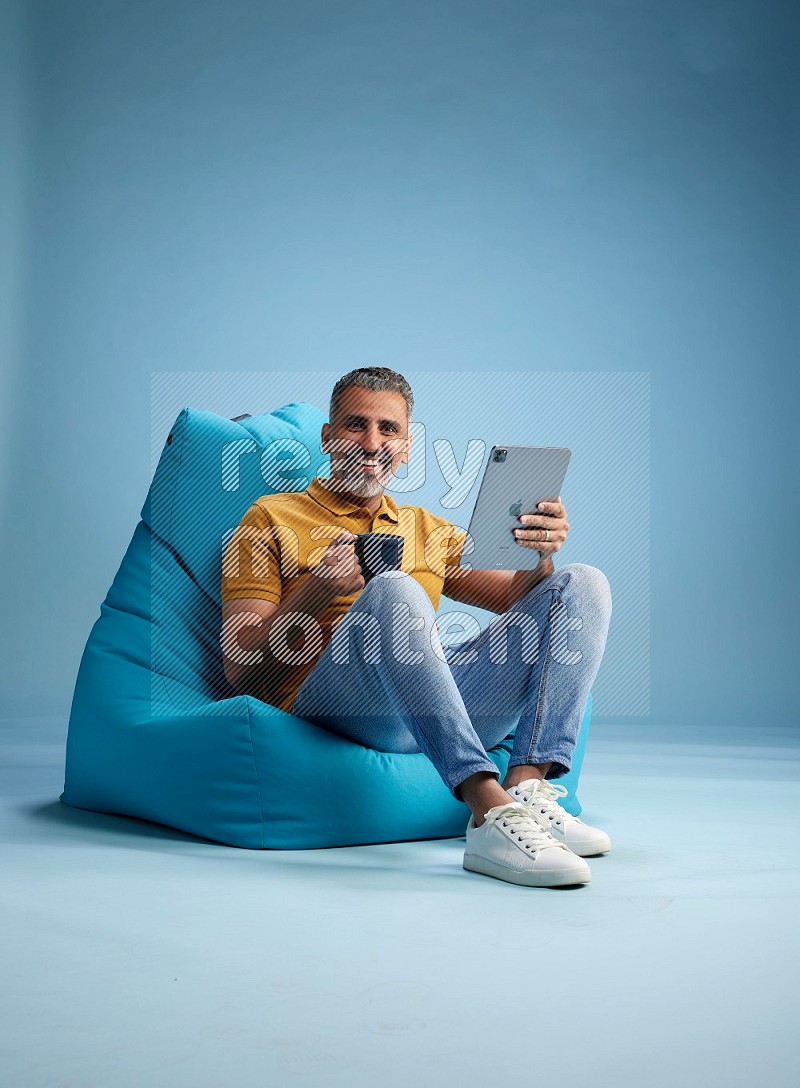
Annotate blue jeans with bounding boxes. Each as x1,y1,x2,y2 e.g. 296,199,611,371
291,564,612,799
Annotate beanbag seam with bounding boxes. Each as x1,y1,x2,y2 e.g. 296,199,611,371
243,696,267,849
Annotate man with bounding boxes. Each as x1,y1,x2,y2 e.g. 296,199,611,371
221,367,612,888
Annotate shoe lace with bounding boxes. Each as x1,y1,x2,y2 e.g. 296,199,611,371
483,802,565,852
515,780,574,828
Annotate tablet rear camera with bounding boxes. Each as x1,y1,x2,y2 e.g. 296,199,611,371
494,449,508,463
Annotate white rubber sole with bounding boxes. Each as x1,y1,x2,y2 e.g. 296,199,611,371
463,853,591,888
560,834,612,858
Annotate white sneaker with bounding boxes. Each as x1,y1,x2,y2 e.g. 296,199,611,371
464,802,591,887
507,779,611,857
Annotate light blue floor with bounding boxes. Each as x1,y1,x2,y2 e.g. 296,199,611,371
2,718,799,1088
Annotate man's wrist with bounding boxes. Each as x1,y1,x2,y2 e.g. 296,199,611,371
305,570,348,609
507,556,554,608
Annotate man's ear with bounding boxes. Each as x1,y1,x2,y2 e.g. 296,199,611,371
320,423,330,454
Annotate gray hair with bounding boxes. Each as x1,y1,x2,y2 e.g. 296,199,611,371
329,367,414,425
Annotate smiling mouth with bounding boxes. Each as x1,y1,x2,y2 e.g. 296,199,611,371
347,455,390,473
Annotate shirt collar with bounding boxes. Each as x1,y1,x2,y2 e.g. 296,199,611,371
307,476,399,524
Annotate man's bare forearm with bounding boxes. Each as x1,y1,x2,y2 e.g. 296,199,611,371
229,575,339,697
505,556,555,609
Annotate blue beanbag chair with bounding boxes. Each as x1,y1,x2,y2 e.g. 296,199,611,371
61,401,593,848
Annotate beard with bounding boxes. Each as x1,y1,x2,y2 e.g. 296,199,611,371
336,473,385,498
325,448,396,498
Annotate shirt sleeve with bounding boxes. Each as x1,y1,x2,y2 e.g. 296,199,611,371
220,500,283,605
440,521,469,595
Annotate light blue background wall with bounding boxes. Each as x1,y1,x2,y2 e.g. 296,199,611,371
1,0,796,728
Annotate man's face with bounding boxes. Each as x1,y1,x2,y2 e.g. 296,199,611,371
321,386,412,500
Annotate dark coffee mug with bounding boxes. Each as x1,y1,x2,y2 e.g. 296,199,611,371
354,532,405,584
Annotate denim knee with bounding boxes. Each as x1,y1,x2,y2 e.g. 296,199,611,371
511,563,612,628
559,563,612,618
358,570,434,614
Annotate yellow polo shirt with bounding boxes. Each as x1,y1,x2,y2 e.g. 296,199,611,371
221,475,468,713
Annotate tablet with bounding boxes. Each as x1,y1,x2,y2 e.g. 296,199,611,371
458,445,571,571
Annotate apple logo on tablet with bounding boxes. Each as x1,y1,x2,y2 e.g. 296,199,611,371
509,502,522,517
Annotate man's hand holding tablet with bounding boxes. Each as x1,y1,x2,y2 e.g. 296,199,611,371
512,495,570,561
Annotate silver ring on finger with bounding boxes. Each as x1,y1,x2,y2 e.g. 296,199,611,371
543,528,550,543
